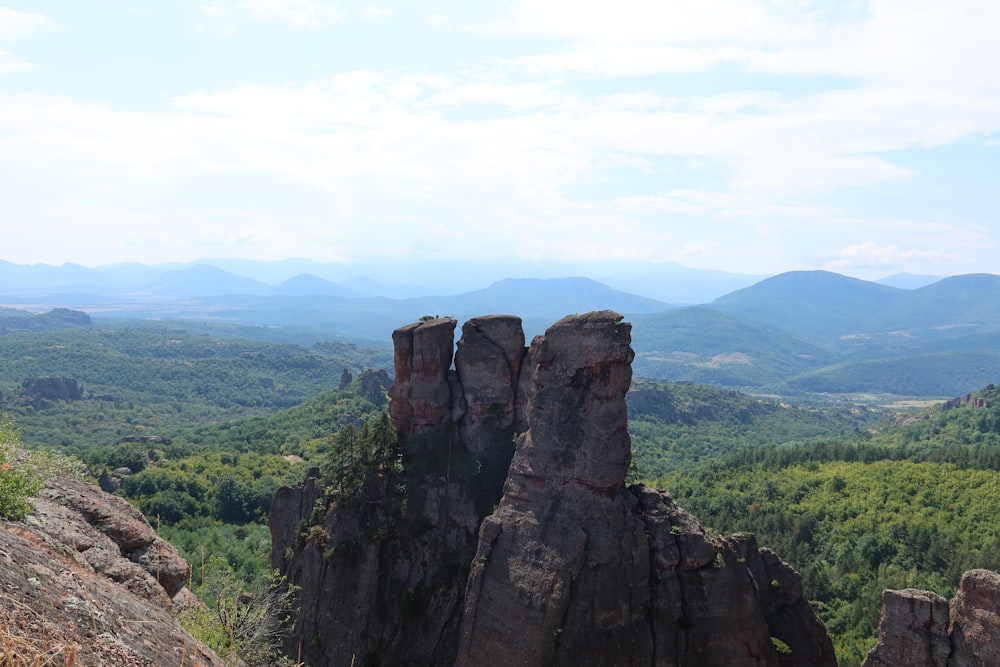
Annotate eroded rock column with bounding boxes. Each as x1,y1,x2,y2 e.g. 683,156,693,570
457,311,656,667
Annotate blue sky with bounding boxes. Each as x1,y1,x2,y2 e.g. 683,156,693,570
1,1,998,279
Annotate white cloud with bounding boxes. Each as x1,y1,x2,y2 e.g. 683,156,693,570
360,6,395,22
0,8,59,74
496,0,812,46
826,242,962,272
0,7,58,41
201,0,344,29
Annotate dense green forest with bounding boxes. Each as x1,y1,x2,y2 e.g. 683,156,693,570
655,383,1000,666
0,324,391,450
628,379,878,479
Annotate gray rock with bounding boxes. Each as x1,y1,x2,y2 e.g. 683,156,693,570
1,477,225,666
862,569,1000,667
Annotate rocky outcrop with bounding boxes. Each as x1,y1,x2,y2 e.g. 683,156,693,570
272,311,835,667
388,317,458,437
862,569,1000,667
357,367,391,406
22,376,84,401
0,477,225,666
862,588,951,667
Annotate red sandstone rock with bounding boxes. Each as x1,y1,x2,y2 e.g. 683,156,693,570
388,317,458,438
456,311,833,667
274,311,836,667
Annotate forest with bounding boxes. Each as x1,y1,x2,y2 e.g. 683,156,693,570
3,320,1000,666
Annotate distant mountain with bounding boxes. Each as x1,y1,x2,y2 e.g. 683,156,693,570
97,261,193,288
123,258,764,302
418,277,673,318
140,265,273,298
5,258,1000,398
711,270,906,342
883,274,1000,327
70,277,673,341
598,266,767,304
629,307,832,386
338,276,441,299
276,274,364,297
0,260,115,294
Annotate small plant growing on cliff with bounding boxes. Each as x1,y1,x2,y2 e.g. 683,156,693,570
0,419,40,520
0,416,83,520
180,557,300,667
306,524,328,549
771,636,792,655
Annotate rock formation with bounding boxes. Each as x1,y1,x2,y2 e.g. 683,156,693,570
271,311,836,667
0,477,225,666
22,376,84,401
863,569,1000,667
357,367,391,406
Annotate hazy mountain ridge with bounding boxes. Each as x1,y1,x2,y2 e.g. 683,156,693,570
0,257,761,302
4,261,1000,397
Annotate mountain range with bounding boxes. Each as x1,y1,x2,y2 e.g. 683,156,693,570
0,258,767,302
0,258,948,303
2,258,997,397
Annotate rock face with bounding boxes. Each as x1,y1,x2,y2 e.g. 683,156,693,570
0,477,225,666
357,367,391,406
862,588,952,667
271,311,835,667
22,376,84,400
863,569,1000,667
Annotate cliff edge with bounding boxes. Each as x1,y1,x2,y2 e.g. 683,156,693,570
271,311,836,667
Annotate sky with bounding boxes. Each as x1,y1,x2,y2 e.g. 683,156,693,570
1,1,999,280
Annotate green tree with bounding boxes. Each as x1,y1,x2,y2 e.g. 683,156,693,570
216,476,254,524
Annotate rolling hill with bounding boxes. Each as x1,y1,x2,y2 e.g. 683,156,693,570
710,270,906,342
629,306,832,387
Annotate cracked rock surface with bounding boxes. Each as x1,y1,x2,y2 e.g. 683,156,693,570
0,478,225,666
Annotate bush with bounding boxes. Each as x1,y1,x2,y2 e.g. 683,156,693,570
179,557,299,667
0,415,86,521
0,417,41,520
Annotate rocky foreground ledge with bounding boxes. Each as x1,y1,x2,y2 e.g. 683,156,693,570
272,312,836,666
0,477,225,667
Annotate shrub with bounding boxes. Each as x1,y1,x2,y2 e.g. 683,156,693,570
0,415,86,521
179,557,300,667
0,417,41,520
